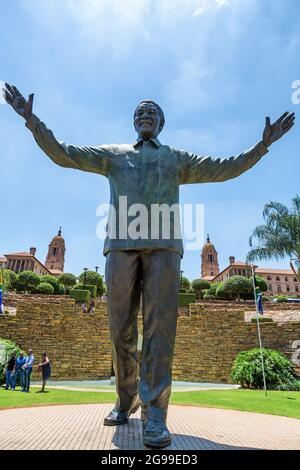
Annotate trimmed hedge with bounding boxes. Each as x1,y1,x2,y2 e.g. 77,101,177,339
178,292,196,306
74,284,97,298
36,282,55,295
70,289,90,303
250,317,273,323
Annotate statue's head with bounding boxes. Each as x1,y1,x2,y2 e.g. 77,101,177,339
134,100,165,141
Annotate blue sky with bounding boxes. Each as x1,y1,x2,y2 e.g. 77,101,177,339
0,0,299,280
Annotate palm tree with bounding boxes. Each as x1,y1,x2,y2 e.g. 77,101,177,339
246,195,300,280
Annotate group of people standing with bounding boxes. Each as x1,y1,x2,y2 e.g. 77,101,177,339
4,350,51,393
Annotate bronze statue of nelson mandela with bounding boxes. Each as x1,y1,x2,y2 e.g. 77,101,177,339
3,83,295,448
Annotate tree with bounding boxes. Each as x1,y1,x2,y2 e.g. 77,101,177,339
40,275,62,294
58,273,77,293
1,269,17,291
78,271,105,296
247,195,300,281
251,275,268,292
217,276,252,301
180,276,190,292
17,271,40,293
191,279,211,299
36,282,54,295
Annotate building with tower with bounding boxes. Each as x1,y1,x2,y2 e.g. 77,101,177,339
45,227,66,277
1,228,66,278
201,234,220,281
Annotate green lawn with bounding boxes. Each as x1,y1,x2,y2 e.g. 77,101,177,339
0,387,299,419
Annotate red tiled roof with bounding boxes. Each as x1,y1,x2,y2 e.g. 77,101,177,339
5,252,33,257
201,275,215,281
256,268,294,275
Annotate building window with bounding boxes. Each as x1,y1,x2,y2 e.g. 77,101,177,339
277,285,281,292
294,278,298,282
276,276,281,281
285,277,289,282
269,285,273,291
267,276,272,281
295,286,299,292
286,286,290,292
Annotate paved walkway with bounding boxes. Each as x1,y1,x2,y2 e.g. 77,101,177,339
0,404,299,450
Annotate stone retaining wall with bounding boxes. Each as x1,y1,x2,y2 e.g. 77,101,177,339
0,295,300,382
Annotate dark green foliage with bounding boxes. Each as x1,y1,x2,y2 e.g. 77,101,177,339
251,275,268,292
74,284,97,298
78,271,105,296
276,295,288,303
203,294,216,300
0,338,22,385
58,273,77,292
217,276,252,301
178,292,196,306
231,348,295,389
250,317,273,323
215,282,229,300
1,269,18,291
17,271,40,293
191,279,211,299
247,195,300,266
70,289,91,303
36,282,55,295
40,275,61,294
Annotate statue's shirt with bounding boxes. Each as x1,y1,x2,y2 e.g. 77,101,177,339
26,114,268,256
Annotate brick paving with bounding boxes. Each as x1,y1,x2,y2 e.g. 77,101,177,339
0,404,299,450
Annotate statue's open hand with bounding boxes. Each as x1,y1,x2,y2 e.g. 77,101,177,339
3,83,34,120
262,111,295,147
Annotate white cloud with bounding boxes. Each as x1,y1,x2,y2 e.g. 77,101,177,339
193,0,232,17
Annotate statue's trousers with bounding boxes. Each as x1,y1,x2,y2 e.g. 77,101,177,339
105,250,181,420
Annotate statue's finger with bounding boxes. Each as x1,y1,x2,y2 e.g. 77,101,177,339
28,93,34,104
265,116,271,127
4,89,13,103
282,114,295,127
11,86,22,97
283,122,294,133
5,83,16,97
276,111,289,123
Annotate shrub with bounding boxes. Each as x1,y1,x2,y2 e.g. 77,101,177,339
180,276,190,292
231,348,295,389
70,289,90,303
251,275,268,292
36,282,55,295
74,284,97,298
178,292,196,306
275,380,300,391
78,271,105,296
215,282,229,300
191,279,211,299
17,271,40,293
203,294,216,300
276,295,288,303
217,276,252,301
1,269,18,291
58,273,77,292
250,317,273,323
0,338,22,385
40,275,61,294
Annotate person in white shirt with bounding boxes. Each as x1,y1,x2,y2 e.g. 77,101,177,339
21,349,34,393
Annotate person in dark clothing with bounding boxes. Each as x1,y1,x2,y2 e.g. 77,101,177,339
37,353,51,392
12,351,26,390
5,352,16,390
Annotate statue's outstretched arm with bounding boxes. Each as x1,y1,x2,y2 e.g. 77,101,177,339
3,83,110,176
177,112,295,185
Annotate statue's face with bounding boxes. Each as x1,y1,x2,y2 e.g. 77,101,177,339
134,102,162,140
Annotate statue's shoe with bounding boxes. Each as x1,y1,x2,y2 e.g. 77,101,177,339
103,402,140,426
143,419,172,449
